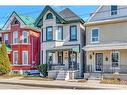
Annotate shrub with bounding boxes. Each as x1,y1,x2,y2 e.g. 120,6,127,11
0,43,11,75
35,64,47,77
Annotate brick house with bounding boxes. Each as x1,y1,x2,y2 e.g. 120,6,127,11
1,11,40,74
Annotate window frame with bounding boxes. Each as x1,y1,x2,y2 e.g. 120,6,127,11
22,51,28,65
57,26,63,40
13,31,18,44
13,51,18,65
91,28,100,43
22,31,29,43
46,13,53,20
70,25,77,41
46,26,53,41
110,5,118,16
110,51,120,68
4,34,8,44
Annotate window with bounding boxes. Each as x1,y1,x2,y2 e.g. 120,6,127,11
14,20,19,24
13,31,18,44
46,13,53,19
22,31,29,43
111,51,120,67
46,26,53,41
13,51,18,65
4,34,8,45
57,26,63,40
111,5,117,15
70,25,77,41
91,28,99,43
22,51,28,65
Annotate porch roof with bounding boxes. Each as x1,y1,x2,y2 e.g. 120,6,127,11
83,43,127,51
48,45,80,52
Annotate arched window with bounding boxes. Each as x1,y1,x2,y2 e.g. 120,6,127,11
14,20,19,24
46,13,53,20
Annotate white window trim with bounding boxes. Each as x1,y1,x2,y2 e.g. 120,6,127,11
13,51,18,65
13,31,18,44
22,31,29,44
110,51,120,68
22,51,28,66
110,6,118,16
4,34,8,43
91,28,100,43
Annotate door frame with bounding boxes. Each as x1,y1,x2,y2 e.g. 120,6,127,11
95,53,103,72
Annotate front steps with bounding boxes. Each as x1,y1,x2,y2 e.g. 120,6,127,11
56,70,67,80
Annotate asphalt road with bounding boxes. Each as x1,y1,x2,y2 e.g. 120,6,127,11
0,83,65,89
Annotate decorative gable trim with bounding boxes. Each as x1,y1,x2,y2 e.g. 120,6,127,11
2,11,26,30
35,6,66,28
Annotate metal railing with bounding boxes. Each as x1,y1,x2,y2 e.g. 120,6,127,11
86,64,127,74
48,63,79,71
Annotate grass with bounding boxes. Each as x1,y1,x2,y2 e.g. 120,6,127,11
0,74,22,79
100,79,127,85
20,76,54,81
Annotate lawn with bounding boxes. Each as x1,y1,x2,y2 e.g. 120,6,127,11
20,76,54,81
100,79,127,85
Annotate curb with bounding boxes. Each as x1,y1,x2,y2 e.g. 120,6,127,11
0,81,102,89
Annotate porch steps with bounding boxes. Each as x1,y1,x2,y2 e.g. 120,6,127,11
56,70,67,80
88,73,102,80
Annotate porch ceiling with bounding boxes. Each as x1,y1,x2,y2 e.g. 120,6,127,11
48,45,79,52
83,43,127,51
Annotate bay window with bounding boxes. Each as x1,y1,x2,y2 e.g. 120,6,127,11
4,34,8,44
13,31,18,44
46,26,53,41
57,26,63,40
13,51,18,65
111,5,117,15
22,51,28,65
22,31,29,43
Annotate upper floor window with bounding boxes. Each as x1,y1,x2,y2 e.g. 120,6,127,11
13,31,18,44
57,26,63,40
70,25,77,41
111,5,117,15
46,13,53,20
91,28,99,43
46,26,53,41
4,34,8,45
22,31,29,43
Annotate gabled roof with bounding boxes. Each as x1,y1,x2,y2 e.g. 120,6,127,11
59,8,81,21
87,6,103,22
35,6,84,27
2,11,35,30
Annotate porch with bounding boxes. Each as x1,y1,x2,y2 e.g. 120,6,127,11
46,45,80,80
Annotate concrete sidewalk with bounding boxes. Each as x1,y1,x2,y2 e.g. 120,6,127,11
0,78,127,89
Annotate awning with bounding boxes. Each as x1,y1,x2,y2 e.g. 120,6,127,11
48,45,80,52
83,43,127,51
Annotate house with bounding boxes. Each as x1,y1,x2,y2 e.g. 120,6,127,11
1,11,40,74
35,6,85,80
83,5,127,78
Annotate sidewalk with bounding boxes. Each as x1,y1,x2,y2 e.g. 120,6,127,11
0,77,127,89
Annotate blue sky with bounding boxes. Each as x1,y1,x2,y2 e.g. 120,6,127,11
0,6,98,28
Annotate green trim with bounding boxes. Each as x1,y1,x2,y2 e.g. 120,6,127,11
35,6,66,27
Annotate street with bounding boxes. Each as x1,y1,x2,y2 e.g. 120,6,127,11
0,83,65,89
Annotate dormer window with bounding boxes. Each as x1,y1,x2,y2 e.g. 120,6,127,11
111,5,117,15
46,13,53,20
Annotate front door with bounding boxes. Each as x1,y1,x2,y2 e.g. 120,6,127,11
95,53,103,71
69,51,77,70
58,51,63,65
